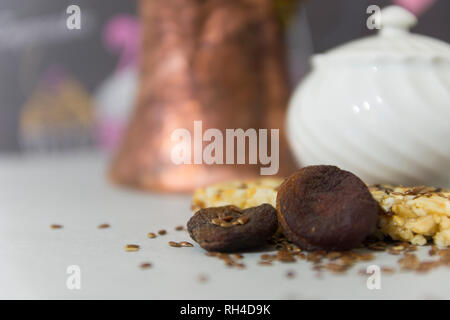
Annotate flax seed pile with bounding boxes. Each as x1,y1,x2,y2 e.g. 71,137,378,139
131,222,450,276
48,222,450,280
124,217,450,276
198,234,450,275
187,178,450,276
49,176,450,279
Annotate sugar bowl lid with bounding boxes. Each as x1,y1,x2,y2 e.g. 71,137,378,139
314,5,450,63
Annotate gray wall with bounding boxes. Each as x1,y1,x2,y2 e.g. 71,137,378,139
0,0,448,152
0,0,136,151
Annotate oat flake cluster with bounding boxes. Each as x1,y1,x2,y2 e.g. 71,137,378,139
371,185,450,246
193,179,450,247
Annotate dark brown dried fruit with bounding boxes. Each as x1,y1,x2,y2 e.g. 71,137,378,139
187,204,278,252
276,166,378,251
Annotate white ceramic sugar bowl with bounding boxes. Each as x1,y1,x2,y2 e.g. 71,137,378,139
287,5,450,187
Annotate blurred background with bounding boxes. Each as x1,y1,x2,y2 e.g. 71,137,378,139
0,0,448,154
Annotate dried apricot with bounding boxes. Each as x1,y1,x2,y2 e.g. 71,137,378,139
187,204,278,252
277,165,378,251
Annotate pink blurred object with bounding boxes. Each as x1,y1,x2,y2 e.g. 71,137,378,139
95,15,140,151
96,118,126,151
102,14,140,70
393,0,437,15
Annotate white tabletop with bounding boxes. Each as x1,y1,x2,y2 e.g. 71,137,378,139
0,152,448,299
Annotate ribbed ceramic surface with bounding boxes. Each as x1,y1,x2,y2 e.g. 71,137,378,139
287,61,450,187
287,5,450,188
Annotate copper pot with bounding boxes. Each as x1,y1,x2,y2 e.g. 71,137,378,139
110,0,297,192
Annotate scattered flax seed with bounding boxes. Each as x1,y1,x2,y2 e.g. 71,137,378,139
416,261,440,273
285,244,301,253
438,249,450,259
225,260,234,267
180,241,194,247
312,264,325,272
365,241,387,251
175,225,184,231
206,252,245,269
211,218,222,226
168,241,181,247
325,263,350,273
194,232,450,276
306,251,324,263
208,252,245,269
260,254,275,261
440,249,450,257
219,222,233,228
125,244,140,252
286,270,296,278
97,223,110,229
388,248,402,255
205,252,218,257
221,216,234,222
140,262,152,269
158,229,167,235
217,253,230,260
440,258,450,267
358,268,367,276
369,245,387,251
438,249,450,257
429,246,438,256
359,253,375,261
198,274,208,283
297,253,306,260
326,252,342,260
147,232,157,239
277,252,296,263
381,267,395,274
237,216,249,225
50,224,63,229
398,253,420,270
